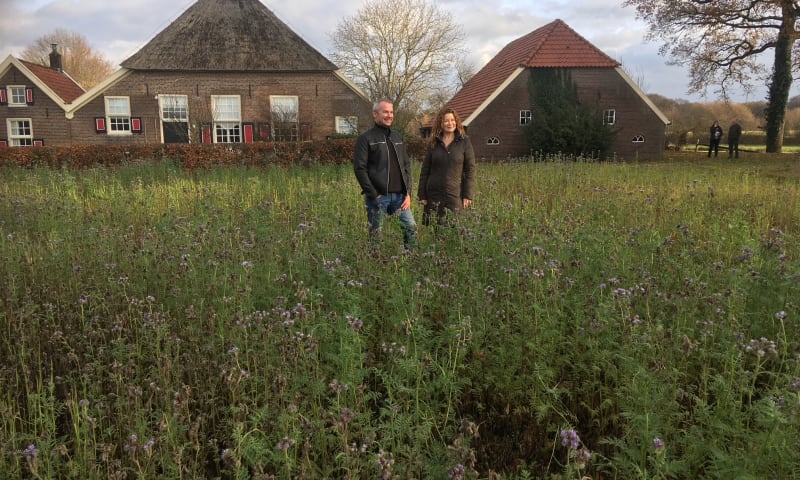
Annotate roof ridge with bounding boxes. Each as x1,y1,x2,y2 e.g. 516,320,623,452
522,19,561,67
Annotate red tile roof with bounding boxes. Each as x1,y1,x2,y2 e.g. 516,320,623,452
19,59,85,104
447,19,620,123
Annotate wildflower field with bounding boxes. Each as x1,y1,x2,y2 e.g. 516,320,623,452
1,155,799,479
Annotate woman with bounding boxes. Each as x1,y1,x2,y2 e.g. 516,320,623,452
418,108,476,226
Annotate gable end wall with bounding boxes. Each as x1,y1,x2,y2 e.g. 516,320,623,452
0,66,72,145
467,68,666,160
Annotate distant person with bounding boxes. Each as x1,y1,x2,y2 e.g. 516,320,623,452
353,98,417,251
728,119,742,159
418,108,476,226
708,120,723,157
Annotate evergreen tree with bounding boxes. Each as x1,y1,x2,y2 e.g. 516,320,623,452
526,68,616,159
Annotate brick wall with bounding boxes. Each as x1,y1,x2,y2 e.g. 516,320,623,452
4,69,371,147
466,68,667,161
0,67,72,146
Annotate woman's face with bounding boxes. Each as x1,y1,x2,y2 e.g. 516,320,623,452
442,113,457,133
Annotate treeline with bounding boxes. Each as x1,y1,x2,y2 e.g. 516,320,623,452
650,94,800,148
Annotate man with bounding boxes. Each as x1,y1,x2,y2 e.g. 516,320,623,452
353,98,417,250
728,119,742,159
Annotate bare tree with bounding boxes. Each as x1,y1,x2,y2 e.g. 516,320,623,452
622,0,800,153
21,29,114,89
329,0,465,133
454,57,477,89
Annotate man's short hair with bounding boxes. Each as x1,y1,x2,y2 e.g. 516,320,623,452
373,98,393,112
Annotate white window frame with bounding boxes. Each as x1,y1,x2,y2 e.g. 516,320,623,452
520,110,532,125
632,135,645,143
603,109,616,126
105,96,132,135
211,95,242,143
487,136,500,145
7,85,27,106
7,118,33,146
159,95,189,122
270,95,299,142
335,116,358,135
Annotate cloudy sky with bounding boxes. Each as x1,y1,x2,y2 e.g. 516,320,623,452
0,0,786,102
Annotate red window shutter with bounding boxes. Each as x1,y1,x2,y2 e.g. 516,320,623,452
131,117,142,133
201,124,212,144
95,117,106,133
243,123,254,144
26,88,34,105
33,139,44,147
0,139,7,147
0,88,6,105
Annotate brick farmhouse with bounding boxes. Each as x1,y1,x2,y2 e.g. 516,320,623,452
441,19,670,160
0,0,371,147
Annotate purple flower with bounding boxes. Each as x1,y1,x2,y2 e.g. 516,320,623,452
347,315,363,332
560,429,580,449
276,436,296,451
448,463,465,480
23,444,38,460
791,377,800,392
653,437,665,450
340,407,354,424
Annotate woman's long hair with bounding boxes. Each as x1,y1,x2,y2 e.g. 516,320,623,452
428,109,466,147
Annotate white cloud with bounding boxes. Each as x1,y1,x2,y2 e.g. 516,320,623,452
0,0,788,102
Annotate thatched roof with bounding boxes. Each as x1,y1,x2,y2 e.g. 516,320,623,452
120,0,336,71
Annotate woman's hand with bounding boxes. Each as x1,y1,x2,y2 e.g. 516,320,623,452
462,198,472,208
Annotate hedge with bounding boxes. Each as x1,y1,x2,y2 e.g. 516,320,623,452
0,138,429,170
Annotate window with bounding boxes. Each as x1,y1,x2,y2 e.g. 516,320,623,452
8,86,28,106
160,95,190,143
632,135,645,143
271,96,299,142
487,136,500,145
335,116,358,135
520,110,532,125
160,95,188,121
105,96,132,134
7,119,33,146
603,109,616,125
212,95,242,143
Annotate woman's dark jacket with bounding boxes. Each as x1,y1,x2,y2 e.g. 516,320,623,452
417,132,475,211
353,124,412,200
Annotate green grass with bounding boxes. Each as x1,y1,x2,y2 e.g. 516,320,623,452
1,156,799,479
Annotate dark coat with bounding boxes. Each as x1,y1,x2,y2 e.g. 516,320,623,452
418,132,475,215
353,124,412,200
710,125,723,143
728,123,742,141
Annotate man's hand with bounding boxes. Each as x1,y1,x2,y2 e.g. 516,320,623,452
401,194,411,210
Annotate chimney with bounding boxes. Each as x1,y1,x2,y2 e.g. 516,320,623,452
49,44,62,72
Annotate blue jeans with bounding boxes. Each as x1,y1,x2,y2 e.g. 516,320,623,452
365,193,417,249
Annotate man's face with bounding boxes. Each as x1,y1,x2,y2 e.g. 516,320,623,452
373,102,394,127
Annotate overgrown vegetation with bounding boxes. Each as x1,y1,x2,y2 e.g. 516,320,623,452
526,68,617,159
1,156,799,479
